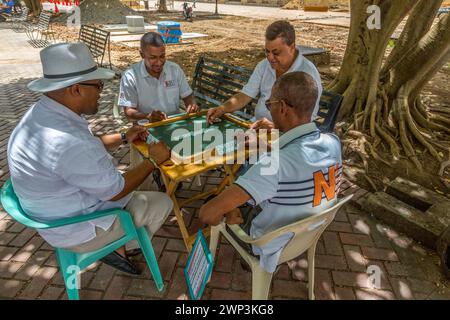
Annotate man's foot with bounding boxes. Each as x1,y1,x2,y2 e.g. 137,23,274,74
100,251,141,275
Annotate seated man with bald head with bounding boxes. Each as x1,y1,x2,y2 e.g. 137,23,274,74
200,72,342,273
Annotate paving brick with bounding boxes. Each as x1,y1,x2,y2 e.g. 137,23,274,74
14,250,51,280
314,269,334,300
158,251,178,281
339,233,374,247
126,278,165,299
0,232,16,245
231,259,251,291
332,271,371,289
355,288,395,300
214,244,235,273
88,264,115,291
0,261,23,278
78,289,103,300
151,236,167,259
0,278,25,298
334,286,356,300
208,271,232,289
315,254,347,270
11,236,44,262
18,266,58,299
321,231,344,256
406,277,437,295
7,221,26,233
39,286,64,300
361,247,399,262
388,277,414,300
343,245,367,272
210,288,251,300
0,245,19,261
9,228,36,247
272,279,307,299
165,239,187,252
384,261,424,278
327,221,353,233
167,267,188,299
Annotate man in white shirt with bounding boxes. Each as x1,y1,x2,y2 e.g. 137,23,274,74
207,20,323,130
8,43,173,275
200,72,341,273
118,31,199,122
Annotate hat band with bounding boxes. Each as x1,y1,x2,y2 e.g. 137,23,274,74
43,66,98,79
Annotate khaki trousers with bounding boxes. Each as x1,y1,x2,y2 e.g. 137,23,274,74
67,191,173,253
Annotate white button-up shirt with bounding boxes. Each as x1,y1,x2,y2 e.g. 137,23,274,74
241,47,323,121
235,122,342,272
118,60,193,115
7,96,132,248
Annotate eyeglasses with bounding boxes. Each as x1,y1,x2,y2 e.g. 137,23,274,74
78,81,104,91
265,99,281,111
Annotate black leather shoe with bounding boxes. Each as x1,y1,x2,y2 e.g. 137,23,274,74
100,251,141,275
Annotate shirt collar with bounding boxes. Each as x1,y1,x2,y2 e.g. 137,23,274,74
278,122,319,149
39,95,89,127
268,46,305,76
139,60,167,79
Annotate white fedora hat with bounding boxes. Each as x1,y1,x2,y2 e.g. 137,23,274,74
28,42,115,93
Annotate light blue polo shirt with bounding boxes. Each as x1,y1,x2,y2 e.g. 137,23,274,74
118,60,193,115
235,122,342,272
241,47,323,121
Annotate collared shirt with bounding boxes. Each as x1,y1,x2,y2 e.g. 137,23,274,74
118,60,193,115
241,47,323,121
235,122,342,272
7,96,132,248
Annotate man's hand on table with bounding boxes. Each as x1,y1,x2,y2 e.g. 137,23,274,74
186,103,200,113
147,110,168,122
250,117,274,130
125,125,148,143
206,105,226,124
147,141,171,165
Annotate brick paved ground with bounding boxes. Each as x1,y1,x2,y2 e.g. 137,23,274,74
0,25,449,300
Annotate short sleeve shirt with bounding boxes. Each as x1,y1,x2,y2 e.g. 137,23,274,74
241,47,323,121
7,96,132,248
118,60,193,115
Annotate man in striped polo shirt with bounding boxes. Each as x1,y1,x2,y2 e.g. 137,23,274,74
199,71,342,273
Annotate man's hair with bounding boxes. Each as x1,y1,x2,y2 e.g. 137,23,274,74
140,32,165,50
265,20,296,46
273,72,318,119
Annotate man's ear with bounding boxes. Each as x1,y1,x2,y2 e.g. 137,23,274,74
68,84,81,97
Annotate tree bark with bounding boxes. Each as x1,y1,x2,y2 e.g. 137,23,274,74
23,0,41,16
158,0,168,12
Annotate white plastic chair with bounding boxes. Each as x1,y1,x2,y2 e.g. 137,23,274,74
209,195,353,300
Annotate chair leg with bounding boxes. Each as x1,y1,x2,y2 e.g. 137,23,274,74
251,265,273,300
136,227,164,292
55,248,80,300
307,243,317,300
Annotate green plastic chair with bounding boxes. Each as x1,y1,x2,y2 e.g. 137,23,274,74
0,179,164,300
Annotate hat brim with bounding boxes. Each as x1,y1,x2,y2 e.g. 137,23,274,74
27,67,115,93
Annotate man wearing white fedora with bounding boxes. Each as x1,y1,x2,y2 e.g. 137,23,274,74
7,42,173,275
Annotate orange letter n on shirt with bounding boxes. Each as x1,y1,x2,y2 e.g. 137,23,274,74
313,165,337,207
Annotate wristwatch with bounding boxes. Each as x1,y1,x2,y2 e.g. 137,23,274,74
120,132,128,145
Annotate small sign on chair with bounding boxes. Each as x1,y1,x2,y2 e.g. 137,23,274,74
184,231,213,300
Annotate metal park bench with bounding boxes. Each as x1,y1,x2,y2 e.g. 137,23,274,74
192,56,343,132
2,6,29,31
79,25,112,69
24,11,55,48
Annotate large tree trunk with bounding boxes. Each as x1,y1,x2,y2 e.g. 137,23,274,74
330,0,450,172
